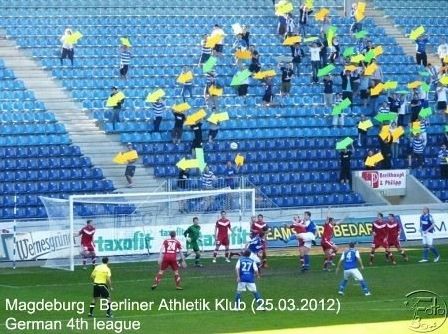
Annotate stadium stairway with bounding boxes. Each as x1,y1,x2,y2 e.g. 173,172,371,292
366,0,439,65
0,34,162,193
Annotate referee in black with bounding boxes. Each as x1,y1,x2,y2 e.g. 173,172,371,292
89,257,113,318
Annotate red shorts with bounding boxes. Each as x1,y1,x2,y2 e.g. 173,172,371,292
388,238,400,249
321,240,336,251
216,237,229,247
372,238,388,249
82,244,95,252
160,258,179,271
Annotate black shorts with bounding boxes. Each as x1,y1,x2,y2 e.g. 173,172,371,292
437,101,447,111
120,64,129,76
93,284,110,298
214,44,223,53
61,47,74,60
172,126,183,140
237,84,248,96
208,129,218,139
199,53,211,64
125,165,136,177
360,89,368,99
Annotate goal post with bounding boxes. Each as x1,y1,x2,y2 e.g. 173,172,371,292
39,188,256,271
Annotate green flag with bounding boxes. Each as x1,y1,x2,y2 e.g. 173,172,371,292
355,30,368,39
364,49,376,63
420,82,430,93
419,71,430,77
230,69,252,86
317,64,335,77
342,47,355,58
335,137,354,150
418,107,432,119
445,125,448,133
375,112,397,123
332,98,351,115
396,90,409,95
202,56,217,73
303,36,319,42
195,148,207,172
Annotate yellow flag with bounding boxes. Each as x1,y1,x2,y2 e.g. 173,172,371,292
364,63,378,76
176,71,193,84
440,76,448,85
253,70,276,80
185,109,207,125
113,152,126,164
235,153,245,167
275,1,294,15
351,54,364,63
305,0,314,9
412,121,421,130
384,81,398,90
65,31,83,44
392,126,404,141
407,81,422,89
379,125,390,142
283,35,301,46
209,85,223,96
372,152,384,164
208,112,229,124
358,119,373,131
344,65,357,72
123,150,138,161
172,102,191,113
355,2,366,22
315,8,329,21
120,37,132,47
205,34,223,48
409,25,425,40
106,91,125,107
373,46,383,57
235,49,252,60
370,83,384,96
146,89,165,103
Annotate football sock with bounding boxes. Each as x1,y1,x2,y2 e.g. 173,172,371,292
339,279,348,292
83,259,86,266
401,250,407,257
225,252,229,259
253,292,262,303
423,247,429,259
360,280,369,293
89,303,95,315
106,303,111,316
235,292,242,306
304,255,310,268
174,274,181,287
213,251,217,258
299,256,304,267
388,252,396,263
92,257,96,265
154,273,162,285
430,247,440,257
369,252,375,263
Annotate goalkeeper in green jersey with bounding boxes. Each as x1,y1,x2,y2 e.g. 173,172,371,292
184,217,203,267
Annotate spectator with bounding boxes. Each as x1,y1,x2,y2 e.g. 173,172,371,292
232,34,245,66
151,97,165,132
201,166,216,190
204,70,218,109
248,45,261,73
318,38,328,68
309,42,322,83
328,37,340,64
124,143,138,188
225,160,239,189
171,109,186,145
320,16,331,40
419,83,429,108
60,28,74,66
262,76,274,107
191,121,203,151
359,73,369,109
436,84,447,116
426,63,439,89
234,66,249,104
351,65,362,99
241,25,250,48
442,128,448,147
333,93,344,127
418,116,428,146
298,4,313,37
377,100,390,115
277,14,287,39
379,126,392,169
323,74,334,108
370,59,384,86
339,148,352,184
206,84,220,111
409,133,425,168
177,168,189,212
211,24,225,57
286,13,296,36
357,114,368,147
415,34,429,67
436,37,448,65
110,86,124,131
389,121,400,160
208,119,219,143
180,66,193,102
290,41,304,75
438,144,448,179
364,150,376,170
397,92,408,126
198,34,212,67
279,62,294,97
341,69,355,105
119,45,132,79
349,3,362,35
388,92,401,115
410,89,422,122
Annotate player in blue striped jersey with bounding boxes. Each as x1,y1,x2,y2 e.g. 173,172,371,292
336,242,371,296
235,250,262,310
419,207,440,263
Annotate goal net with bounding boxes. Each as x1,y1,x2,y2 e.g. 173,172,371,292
39,188,256,271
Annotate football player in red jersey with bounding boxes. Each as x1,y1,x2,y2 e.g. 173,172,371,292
369,213,394,265
251,214,269,268
288,216,308,270
321,217,342,271
386,214,408,262
78,219,96,269
213,210,232,263
152,231,186,290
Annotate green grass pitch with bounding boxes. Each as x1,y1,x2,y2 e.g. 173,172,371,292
0,245,447,334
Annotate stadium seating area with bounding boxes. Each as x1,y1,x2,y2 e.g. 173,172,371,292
0,0,446,221
0,60,114,220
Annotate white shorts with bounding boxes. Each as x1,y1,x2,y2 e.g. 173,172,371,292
237,282,257,292
249,252,261,264
344,268,364,281
298,232,315,249
422,233,434,246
